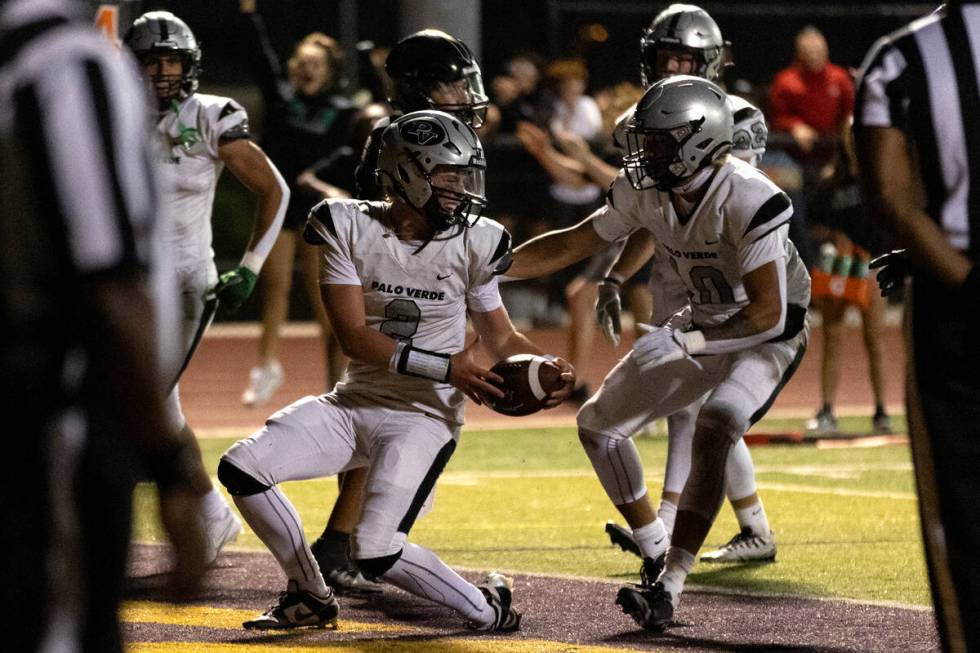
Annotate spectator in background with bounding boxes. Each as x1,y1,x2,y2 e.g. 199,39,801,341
769,26,854,156
805,119,890,435
1,2,207,651
492,50,550,133
766,27,853,269
239,0,361,407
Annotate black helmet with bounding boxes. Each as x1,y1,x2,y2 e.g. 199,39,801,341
386,30,489,128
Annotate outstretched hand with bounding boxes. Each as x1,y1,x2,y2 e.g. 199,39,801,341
449,336,505,405
869,249,909,297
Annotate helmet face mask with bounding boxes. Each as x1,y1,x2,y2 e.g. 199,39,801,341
623,76,732,191
377,111,487,231
124,11,201,104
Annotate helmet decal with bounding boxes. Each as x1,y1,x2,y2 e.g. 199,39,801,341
402,119,446,146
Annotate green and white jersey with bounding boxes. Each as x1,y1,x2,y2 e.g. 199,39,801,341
307,199,512,424
152,93,250,276
593,157,810,328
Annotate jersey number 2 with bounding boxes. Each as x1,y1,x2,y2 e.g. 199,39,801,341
380,299,421,341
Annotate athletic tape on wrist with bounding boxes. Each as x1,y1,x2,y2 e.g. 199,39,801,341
241,251,264,275
680,329,706,355
390,341,451,382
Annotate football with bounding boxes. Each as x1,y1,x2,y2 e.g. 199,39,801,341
484,354,565,416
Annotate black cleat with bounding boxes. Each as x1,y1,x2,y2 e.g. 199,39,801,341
605,520,642,558
616,581,673,633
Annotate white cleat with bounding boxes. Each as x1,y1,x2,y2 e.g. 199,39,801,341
700,527,776,563
204,506,243,566
242,361,284,407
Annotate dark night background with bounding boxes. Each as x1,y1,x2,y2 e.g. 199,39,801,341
132,1,935,94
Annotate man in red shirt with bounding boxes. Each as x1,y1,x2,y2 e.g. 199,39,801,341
769,26,854,153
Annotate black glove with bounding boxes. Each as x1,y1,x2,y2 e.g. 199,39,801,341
869,249,909,297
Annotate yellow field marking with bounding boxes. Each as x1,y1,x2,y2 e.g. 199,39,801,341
130,640,632,653
122,601,415,633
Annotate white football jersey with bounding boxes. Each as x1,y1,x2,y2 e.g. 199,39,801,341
307,199,512,424
151,93,250,275
593,157,810,327
612,95,768,164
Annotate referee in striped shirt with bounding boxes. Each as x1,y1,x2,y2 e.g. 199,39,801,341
855,3,980,652
1,1,207,650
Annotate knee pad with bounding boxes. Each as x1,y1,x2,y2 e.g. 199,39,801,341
355,550,402,581
697,401,747,444
216,458,270,496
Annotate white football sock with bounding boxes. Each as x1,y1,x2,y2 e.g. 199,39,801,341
631,519,669,559
381,542,493,626
735,500,771,536
659,547,695,607
657,499,678,537
201,486,230,519
234,487,328,597
724,438,758,500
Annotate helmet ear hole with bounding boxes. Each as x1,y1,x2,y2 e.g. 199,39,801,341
397,164,411,183
696,138,713,149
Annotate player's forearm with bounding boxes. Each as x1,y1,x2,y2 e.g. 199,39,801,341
333,324,397,369
485,329,544,361
608,230,655,281
241,165,288,273
697,301,785,354
508,219,607,279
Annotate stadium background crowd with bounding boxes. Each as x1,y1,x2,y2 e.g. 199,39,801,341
160,0,914,307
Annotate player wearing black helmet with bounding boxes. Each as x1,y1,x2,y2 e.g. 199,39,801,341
353,29,491,199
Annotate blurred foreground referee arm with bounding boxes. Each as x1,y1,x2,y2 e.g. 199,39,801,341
19,26,207,594
854,126,976,289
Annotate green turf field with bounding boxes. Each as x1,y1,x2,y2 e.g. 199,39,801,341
133,415,928,607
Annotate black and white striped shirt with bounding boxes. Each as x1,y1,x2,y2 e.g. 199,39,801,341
0,0,176,401
855,3,980,257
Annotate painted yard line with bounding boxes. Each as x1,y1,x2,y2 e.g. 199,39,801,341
755,481,916,500
122,601,415,633
129,641,628,653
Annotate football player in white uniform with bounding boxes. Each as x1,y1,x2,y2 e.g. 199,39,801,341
124,11,288,564
507,76,809,630
597,4,778,568
218,111,574,631
307,30,493,598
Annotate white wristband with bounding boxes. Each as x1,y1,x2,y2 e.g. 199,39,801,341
680,329,706,355
390,342,451,382
240,251,264,275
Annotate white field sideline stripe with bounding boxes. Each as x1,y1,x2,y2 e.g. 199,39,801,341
432,469,918,500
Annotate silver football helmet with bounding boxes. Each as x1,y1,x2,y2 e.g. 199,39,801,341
376,110,487,231
640,4,725,86
124,11,201,100
623,76,732,191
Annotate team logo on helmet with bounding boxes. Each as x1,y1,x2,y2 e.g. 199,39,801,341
402,119,446,146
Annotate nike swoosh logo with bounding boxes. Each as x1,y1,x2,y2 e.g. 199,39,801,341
437,273,452,280
705,239,719,245
654,536,665,545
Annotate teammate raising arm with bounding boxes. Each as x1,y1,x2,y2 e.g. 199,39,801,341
124,11,288,564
